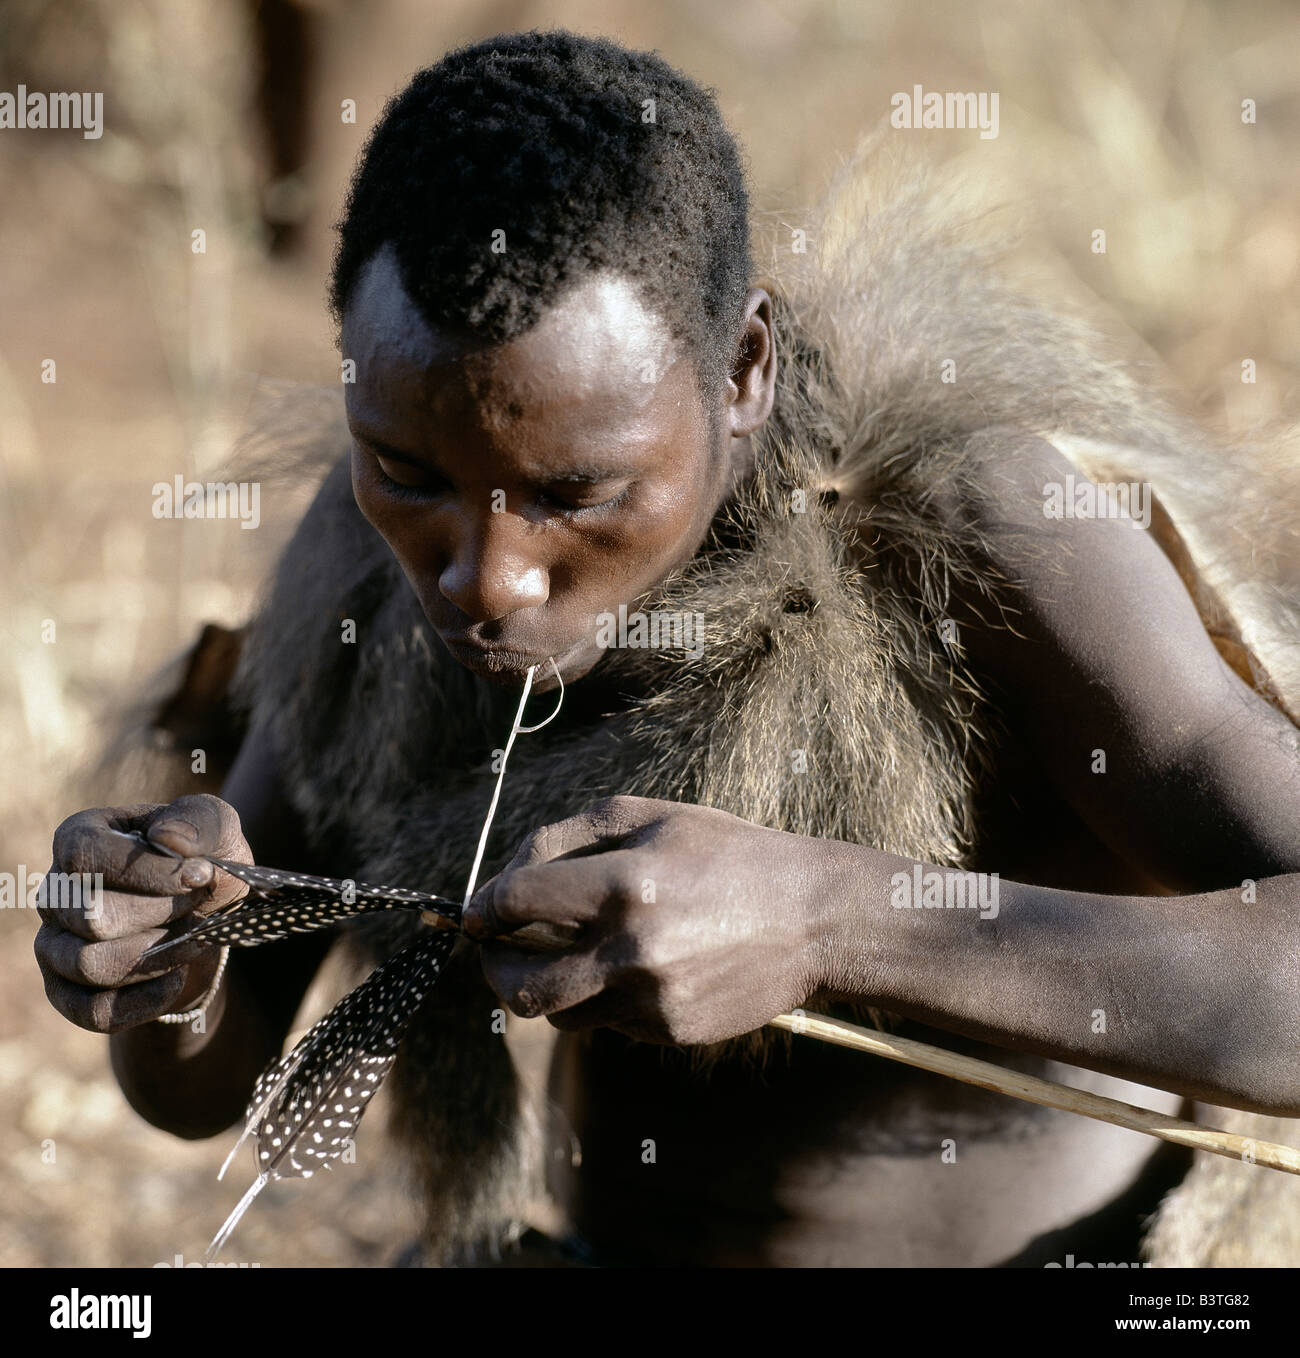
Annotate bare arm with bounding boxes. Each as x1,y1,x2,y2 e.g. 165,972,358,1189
460,432,1300,1114
949,430,1300,889
816,845,1300,1114
822,430,1300,1110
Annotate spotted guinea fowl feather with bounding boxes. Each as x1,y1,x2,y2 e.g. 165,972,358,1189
200,662,563,1260
205,859,462,915
140,859,462,961
206,927,456,1260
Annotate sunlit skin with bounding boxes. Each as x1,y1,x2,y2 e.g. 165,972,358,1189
342,245,773,692
39,241,1300,1265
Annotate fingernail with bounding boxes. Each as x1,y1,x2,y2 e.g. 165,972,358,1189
152,819,199,847
180,859,213,889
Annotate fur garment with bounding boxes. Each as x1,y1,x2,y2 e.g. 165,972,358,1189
216,138,1300,1266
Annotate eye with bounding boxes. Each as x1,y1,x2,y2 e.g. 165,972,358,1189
536,483,633,516
364,446,451,503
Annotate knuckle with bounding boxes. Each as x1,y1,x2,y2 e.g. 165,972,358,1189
86,983,159,1035
86,990,117,1033
582,795,616,821
594,794,636,818
516,823,554,866
80,907,120,942
581,795,635,838
42,973,106,1033
32,923,56,968
75,942,130,989
38,967,65,1014
52,815,99,874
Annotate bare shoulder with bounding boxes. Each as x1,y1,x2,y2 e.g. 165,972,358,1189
948,426,1125,538
936,426,1300,889
938,427,1207,663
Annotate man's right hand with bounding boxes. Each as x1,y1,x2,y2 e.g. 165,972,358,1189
34,793,252,1034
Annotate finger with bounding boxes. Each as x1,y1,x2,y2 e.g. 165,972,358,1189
51,805,188,895
144,793,248,864
34,920,180,988
496,794,665,874
39,967,191,1035
46,807,211,931
46,801,248,938
467,852,631,937
128,919,219,971
37,873,219,942
466,795,664,926
479,940,608,1019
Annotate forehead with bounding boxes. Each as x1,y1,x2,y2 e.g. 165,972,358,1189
341,245,686,435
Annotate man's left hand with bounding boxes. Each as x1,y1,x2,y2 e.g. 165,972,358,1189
463,795,844,1044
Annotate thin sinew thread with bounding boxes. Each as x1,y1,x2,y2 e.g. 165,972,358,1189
462,658,566,906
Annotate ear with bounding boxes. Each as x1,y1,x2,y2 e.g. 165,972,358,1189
726,288,776,439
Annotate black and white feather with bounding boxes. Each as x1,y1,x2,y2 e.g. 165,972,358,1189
134,659,558,1259
142,858,462,960
206,926,457,1260
123,845,468,1259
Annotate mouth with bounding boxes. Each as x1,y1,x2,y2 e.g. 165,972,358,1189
438,631,598,689
441,634,545,673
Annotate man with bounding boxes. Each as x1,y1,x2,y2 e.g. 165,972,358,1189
36,30,1300,1266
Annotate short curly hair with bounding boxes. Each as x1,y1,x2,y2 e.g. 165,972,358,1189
329,30,753,394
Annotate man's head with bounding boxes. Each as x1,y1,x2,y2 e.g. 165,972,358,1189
332,31,775,689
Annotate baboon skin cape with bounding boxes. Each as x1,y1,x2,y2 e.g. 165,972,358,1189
138,143,1300,1266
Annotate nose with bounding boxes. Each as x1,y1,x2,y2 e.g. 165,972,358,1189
437,513,549,622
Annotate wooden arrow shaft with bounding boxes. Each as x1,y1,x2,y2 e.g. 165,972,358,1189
768,1011,1300,1175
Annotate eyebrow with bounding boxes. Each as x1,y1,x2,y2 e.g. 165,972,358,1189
353,430,633,485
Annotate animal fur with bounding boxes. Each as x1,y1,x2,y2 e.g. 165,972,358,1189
132,136,1300,1265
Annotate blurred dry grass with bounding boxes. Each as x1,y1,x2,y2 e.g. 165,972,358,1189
0,0,1297,1267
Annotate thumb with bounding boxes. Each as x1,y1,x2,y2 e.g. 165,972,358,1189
145,794,250,903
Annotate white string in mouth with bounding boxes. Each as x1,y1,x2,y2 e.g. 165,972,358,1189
517,656,565,733
462,658,565,905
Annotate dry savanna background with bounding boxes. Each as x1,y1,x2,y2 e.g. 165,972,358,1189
0,0,1297,1267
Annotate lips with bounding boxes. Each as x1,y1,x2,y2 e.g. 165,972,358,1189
436,631,550,677
442,634,539,661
